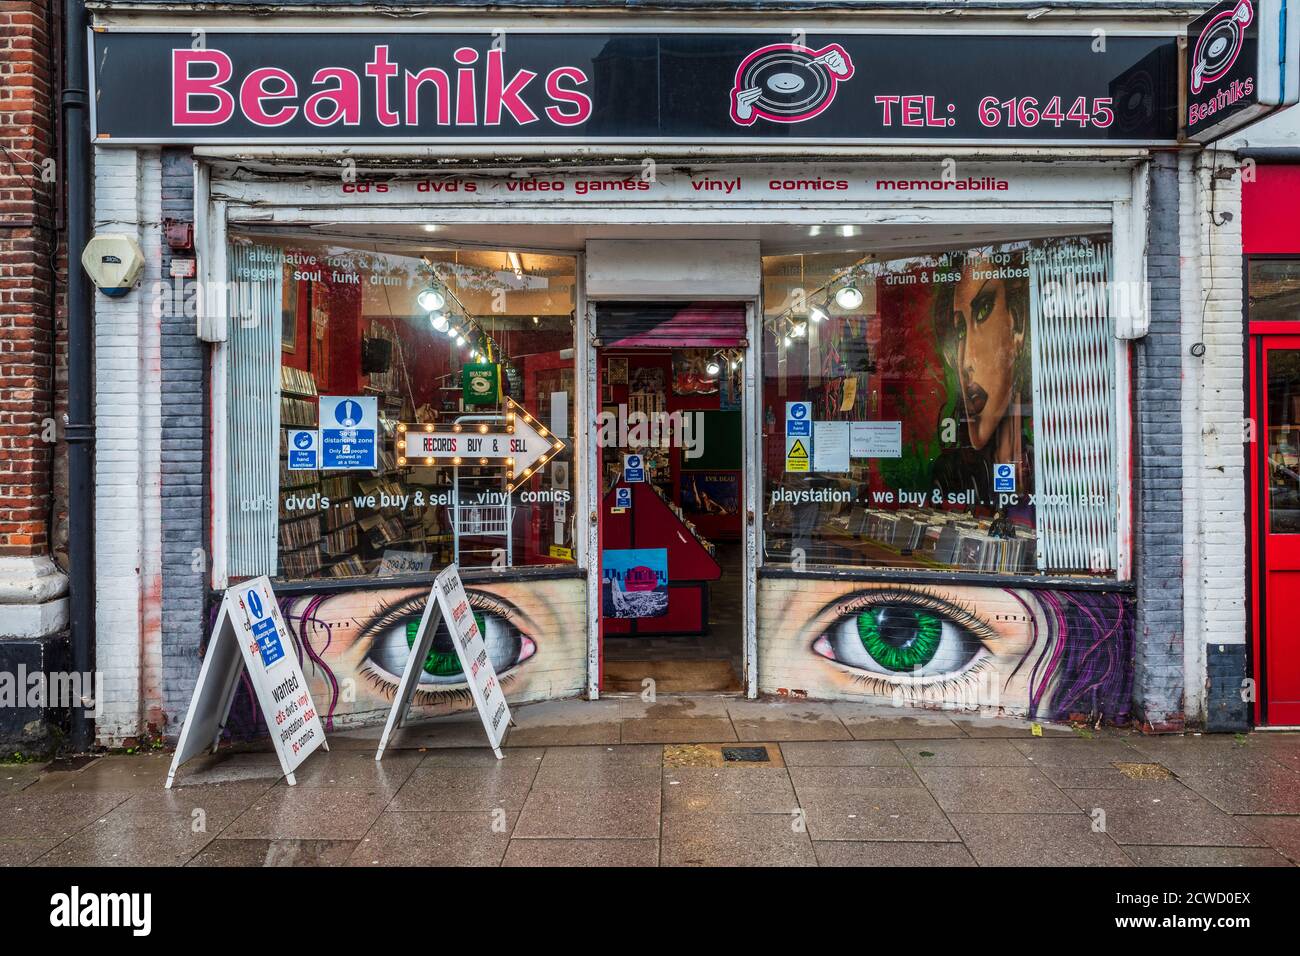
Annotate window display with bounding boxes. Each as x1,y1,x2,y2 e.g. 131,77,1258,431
762,234,1119,576
227,236,577,581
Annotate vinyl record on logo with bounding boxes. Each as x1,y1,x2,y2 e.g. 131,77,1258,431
1190,0,1254,94
738,50,831,119
730,42,855,126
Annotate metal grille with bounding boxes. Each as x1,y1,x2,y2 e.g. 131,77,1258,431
1028,241,1119,573
226,244,283,577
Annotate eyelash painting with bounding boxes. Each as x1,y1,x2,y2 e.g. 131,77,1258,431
210,578,587,739
763,580,1133,724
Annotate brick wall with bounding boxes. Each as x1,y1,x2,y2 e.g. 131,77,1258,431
1133,152,1186,732
93,146,163,746
159,148,209,735
0,1,57,559
1180,151,1248,731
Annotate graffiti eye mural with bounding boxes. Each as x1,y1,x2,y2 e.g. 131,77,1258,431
811,588,998,688
357,591,536,703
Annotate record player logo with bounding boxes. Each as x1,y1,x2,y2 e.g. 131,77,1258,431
1190,0,1254,94
730,42,855,126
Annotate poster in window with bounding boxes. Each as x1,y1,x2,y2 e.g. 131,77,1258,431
602,547,668,619
681,472,740,516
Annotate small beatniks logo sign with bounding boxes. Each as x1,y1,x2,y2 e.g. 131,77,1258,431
1190,0,1253,94
729,43,855,126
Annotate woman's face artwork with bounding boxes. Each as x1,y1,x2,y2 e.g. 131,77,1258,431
950,267,1025,451
272,580,585,723
761,580,1132,721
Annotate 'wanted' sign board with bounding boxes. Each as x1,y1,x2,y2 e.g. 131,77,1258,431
376,564,512,760
166,576,327,788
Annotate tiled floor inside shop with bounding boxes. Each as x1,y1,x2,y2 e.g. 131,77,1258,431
5,696,1300,867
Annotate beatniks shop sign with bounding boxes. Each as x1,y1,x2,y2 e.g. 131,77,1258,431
1182,0,1299,142
90,29,1184,144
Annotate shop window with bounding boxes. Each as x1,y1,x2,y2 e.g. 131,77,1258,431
225,236,577,581
761,234,1120,577
1249,259,1300,323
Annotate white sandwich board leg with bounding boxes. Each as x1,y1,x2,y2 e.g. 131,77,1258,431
375,595,444,761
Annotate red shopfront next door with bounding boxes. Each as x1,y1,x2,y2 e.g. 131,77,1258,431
1250,335,1300,725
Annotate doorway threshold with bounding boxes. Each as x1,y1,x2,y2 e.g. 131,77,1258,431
602,659,742,694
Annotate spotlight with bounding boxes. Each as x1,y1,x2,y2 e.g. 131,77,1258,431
835,284,864,310
706,360,721,376
446,325,459,338
455,335,466,347
809,302,829,323
790,321,808,338
430,312,449,332
531,315,540,325
416,286,446,312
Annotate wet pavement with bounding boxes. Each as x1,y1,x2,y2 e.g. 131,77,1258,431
4,697,1300,867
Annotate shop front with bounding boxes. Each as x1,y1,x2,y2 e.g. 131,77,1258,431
82,4,1211,742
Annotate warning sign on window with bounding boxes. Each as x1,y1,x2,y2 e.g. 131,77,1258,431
786,435,810,472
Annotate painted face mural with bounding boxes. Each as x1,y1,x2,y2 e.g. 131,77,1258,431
948,264,1028,452
218,578,586,736
759,579,1133,723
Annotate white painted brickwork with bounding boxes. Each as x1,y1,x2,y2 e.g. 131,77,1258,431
1179,150,1247,727
93,147,164,745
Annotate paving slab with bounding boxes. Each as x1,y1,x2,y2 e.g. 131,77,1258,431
0,764,44,794
1237,815,1300,864
663,766,798,813
661,812,816,867
188,838,358,867
34,811,220,867
1036,765,1181,790
949,716,1076,738
726,701,851,741
899,739,1033,767
0,789,134,845
1173,763,1300,814
272,750,424,797
779,741,908,767
502,838,659,867
505,723,623,747
1063,787,1268,847
223,787,390,841
833,705,968,739
513,787,661,839
619,717,738,744
1121,845,1295,867
948,812,1133,866
387,764,538,811
348,810,514,866
617,696,734,719
419,748,546,769
813,841,978,867
799,787,959,842
916,766,1079,814
789,765,922,797
1011,738,1148,767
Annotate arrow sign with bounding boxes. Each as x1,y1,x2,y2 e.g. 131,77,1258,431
395,396,566,492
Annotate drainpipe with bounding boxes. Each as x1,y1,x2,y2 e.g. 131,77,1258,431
62,0,94,752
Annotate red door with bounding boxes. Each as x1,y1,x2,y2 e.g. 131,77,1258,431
1251,335,1300,725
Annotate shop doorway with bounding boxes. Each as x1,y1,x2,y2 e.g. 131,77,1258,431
1249,334,1300,726
594,303,750,694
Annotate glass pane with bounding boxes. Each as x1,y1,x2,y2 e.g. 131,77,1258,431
229,234,578,581
760,233,1118,577
1250,260,1300,323
1268,349,1300,533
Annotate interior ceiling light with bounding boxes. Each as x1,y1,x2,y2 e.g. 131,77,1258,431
706,359,721,376
416,286,446,312
809,302,829,323
790,321,808,338
455,335,466,347
430,311,449,332
835,284,864,310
